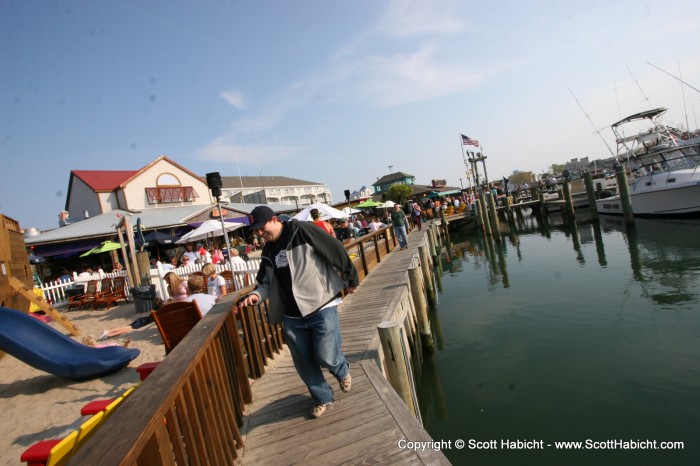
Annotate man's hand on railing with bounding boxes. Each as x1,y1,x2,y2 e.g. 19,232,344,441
239,293,260,307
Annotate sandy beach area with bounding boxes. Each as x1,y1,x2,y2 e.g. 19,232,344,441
0,301,166,465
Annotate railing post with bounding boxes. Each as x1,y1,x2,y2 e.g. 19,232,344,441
358,242,369,276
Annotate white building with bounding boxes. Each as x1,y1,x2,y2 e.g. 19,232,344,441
350,185,373,201
221,176,332,207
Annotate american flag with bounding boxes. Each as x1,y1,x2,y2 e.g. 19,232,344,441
461,134,480,147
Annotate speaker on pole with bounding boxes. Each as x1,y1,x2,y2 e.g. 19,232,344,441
206,172,222,198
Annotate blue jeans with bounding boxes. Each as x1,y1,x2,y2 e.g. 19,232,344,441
394,225,408,248
282,306,349,405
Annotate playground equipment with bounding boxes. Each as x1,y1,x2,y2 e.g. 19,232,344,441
0,307,139,380
0,214,78,350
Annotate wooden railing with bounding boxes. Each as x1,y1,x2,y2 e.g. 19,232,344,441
69,226,399,464
345,226,397,280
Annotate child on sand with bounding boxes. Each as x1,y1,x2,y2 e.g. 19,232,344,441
83,335,131,348
97,298,164,341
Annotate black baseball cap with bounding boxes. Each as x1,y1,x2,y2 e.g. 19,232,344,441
248,206,276,230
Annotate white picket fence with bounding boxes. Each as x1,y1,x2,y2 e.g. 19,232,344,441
37,260,261,307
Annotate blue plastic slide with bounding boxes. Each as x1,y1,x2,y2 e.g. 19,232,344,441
0,307,140,380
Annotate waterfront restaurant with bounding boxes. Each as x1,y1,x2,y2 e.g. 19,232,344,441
24,155,296,279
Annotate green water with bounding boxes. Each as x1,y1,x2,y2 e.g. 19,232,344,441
418,215,700,466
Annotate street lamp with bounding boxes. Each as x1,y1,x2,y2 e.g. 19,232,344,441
206,172,235,272
459,178,463,189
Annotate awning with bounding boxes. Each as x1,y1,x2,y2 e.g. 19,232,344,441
32,239,107,258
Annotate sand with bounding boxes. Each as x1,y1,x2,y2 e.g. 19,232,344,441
0,301,166,465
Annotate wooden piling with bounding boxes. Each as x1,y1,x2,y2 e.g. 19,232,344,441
473,198,483,229
562,180,575,218
377,321,418,417
583,172,599,221
408,266,432,347
439,208,448,237
486,192,501,242
426,227,437,259
530,187,539,202
504,196,515,224
478,198,492,237
418,244,436,307
615,164,635,225
538,192,548,217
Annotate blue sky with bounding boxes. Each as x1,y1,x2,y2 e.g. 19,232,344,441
3,0,700,230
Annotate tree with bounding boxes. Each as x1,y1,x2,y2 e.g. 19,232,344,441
386,184,412,204
508,170,533,185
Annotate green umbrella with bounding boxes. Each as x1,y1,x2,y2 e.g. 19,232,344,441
79,240,123,257
355,199,384,208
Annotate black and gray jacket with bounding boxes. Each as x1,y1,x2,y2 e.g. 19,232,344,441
250,220,360,324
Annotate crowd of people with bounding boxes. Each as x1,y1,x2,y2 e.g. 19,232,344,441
94,261,230,342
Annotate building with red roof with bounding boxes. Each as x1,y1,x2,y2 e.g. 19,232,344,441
63,156,209,224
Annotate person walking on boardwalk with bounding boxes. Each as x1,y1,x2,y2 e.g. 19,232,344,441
391,203,409,249
411,202,422,231
239,206,359,418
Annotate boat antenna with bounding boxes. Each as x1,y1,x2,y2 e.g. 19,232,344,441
567,87,616,157
678,61,691,133
613,78,628,143
646,60,698,133
645,60,700,95
627,67,654,110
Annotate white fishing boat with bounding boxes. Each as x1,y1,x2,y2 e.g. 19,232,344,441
596,108,700,217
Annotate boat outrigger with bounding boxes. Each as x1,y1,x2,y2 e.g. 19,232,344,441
596,108,700,217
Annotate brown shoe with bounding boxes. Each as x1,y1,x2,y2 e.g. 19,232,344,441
311,402,331,418
339,373,352,393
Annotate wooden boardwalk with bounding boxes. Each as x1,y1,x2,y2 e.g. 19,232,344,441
238,228,450,465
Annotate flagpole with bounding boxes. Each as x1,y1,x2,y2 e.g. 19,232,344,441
458,133,468,199
460,134,476,205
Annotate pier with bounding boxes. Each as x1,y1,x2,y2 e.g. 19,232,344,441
238,227,447,465
70,226,450,465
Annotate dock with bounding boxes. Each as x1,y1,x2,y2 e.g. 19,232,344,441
70,226,450,465
238,227,449,465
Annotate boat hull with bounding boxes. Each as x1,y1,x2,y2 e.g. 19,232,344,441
596,171,700,217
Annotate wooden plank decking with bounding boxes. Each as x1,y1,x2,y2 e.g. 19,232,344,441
238,228,450,465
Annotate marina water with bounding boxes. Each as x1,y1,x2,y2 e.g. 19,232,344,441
418,214,700,465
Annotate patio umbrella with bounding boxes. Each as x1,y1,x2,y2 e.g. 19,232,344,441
355,199,384,208
176,220,246,244
79,240,122,257
342,206,361,215
135,231,181,261
293,203,349,221
135,231,180,246
384,200,396,208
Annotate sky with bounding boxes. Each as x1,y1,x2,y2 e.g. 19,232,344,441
3,0,700,230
